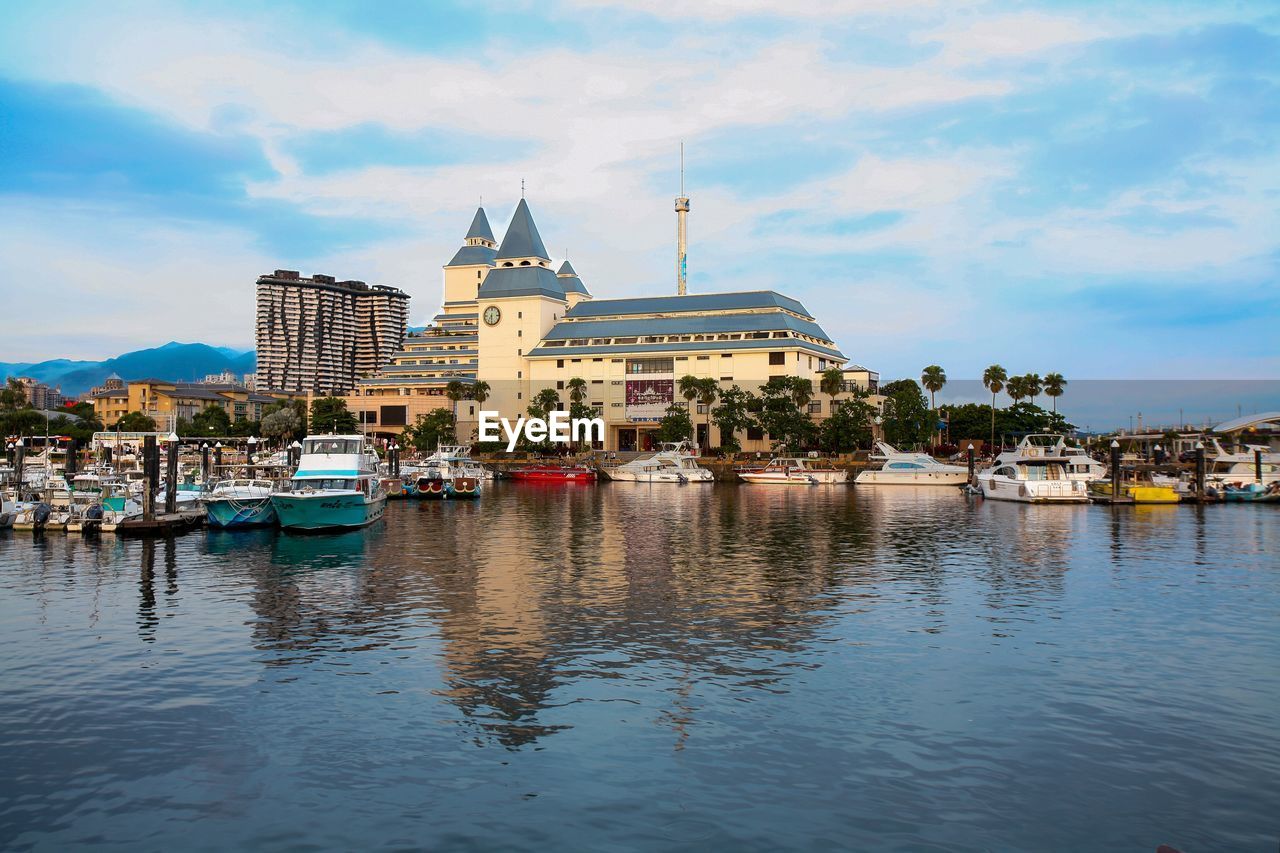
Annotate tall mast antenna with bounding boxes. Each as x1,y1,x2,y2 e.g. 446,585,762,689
675,142,690,296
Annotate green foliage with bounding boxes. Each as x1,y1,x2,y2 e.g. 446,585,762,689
655,403,694,444
710,385,756,453
0,378,28,411
526,388,561,421
566,377,588,404
920,364,947,408
820,391,875,452
1043,372,1067,412
261,406,302,443
942,401,1074,444
64,401,97,421
309,397,357,434
470,380,491,406
227,418,260,438
405,408,455,452
880,379,932,448
115,411,157,432
819,367,844,401
190,404,232,436
757,377,817,450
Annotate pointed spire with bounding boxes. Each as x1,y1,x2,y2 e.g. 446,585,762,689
495,198,550,261
556,259,577,277
465,207,495,243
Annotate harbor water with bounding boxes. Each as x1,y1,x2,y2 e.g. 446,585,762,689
2,486,1277,851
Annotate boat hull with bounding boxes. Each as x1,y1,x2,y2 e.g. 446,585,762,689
855,470,968,486
508,467,597,483
271,492,386,530
739,469,848,485
979,477,1089,503
206,496,278,528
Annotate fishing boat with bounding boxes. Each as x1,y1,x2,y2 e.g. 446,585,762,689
854,442,968,486
270,435,386,531
602,441,714,483
205,478,279,528
507,464,597,483
976,435,1090,503
738,456,847,485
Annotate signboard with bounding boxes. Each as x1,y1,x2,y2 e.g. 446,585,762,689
625,378,673,422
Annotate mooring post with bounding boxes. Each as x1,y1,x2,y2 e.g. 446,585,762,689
143,434,158,516
246,436,258,479
967,443,975,485
66,439,78,475
1110,439,1121,501
164,433,179,515
214,441,222,473
200,443,210,482
1255,447,1264,484
1195,441,1206,500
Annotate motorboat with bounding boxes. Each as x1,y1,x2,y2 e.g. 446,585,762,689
976,434,1090,503
738,456,847,485
270,435,387,530
601,441,714,483
1055,439,1108,482
854,442,968,486
205,478,279,528
507,464,597,483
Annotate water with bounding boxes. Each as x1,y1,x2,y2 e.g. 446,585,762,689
1,486,1277,852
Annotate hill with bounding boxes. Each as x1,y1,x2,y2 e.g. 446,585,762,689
0,342,256,396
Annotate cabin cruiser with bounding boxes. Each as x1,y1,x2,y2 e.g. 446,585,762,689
1055,439,1108,482
413,450,485,498
854,442,968,486
738,456,848,485
270,435,387,530
205,478,279,528
1152,438,1279,496
602,441,714,483
977,435,1090,503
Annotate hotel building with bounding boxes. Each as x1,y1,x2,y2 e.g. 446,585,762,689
255,270,409,394
90,375,304,431
348,198,877,451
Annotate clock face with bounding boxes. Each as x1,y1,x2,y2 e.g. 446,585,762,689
483,306,501,326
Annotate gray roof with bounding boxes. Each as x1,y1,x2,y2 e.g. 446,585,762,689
557,259,577,276
556,260,589,295
476,265,567,301
358,375,476,386
543,312,834,342
494,198,550,261
446,245,497,267
565,290,813,320
465,207,495,242
529,337,846,361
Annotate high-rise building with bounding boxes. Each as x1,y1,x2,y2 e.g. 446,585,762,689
255,270,409,394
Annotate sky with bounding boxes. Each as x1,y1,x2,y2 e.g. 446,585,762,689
1,0,1278,384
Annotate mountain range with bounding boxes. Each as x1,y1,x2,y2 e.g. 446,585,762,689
1,342,257,396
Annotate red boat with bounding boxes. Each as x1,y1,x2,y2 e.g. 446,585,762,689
506,465,597,483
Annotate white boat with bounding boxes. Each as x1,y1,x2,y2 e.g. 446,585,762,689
205,478,279,528
419,445,494,481
976,434,1090,503
854,442,968,486
1056,439,1108,482
603,441,714,483
270,435,387,530
738,456,848,485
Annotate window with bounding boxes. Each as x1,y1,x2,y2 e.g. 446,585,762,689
380,405,407,426
591,379,603,384
477,270,481,279
556,381,564,389
720,376,732,381
359,410,378,424
722,353,732,358
557,359,564,368
769,352,786,366
808,401,821,413
626,357,674,374
696,355,710,360
593,358,603,362
747,426,764,441
518,330,522,337
517,371,522,378
518,311,523,318
675,356,688,361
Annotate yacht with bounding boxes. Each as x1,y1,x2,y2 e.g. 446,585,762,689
854,442,968,486
1055,439,1108,482
602,441,714,483
738,456,848,485
270,435,387,531
976,435,1090,503
205,477,279,528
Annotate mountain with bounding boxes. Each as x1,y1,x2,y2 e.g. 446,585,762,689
0,342,257,396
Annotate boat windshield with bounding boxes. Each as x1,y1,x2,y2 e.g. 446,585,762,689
304,439,361,455
302,478,356,490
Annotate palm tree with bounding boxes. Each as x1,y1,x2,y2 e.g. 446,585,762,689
790,377,813,409
444,380,468,430
1006,375,1026,404
820,367,844,410
982,364,1007,453
677,375,701,443
1024,373,1043,407
1043,373,1066,413
920,365,946,410
696,377,719,449
566,377,587,405
470,380,490,407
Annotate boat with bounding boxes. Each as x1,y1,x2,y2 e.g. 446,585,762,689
1089,473,1180,504
1056,439,1108,482
205,478,279,528
1222,481,1280,503
976,434,1090,503
738,456,847,485
507,464,597,483
601,441,714,483
854,442,968,486
270,435,387,531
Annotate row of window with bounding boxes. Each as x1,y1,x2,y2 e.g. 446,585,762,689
542,330,807,348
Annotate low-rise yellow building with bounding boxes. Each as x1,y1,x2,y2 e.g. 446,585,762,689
90,375,303,430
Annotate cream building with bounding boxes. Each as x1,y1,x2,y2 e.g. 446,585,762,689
348,199,878,451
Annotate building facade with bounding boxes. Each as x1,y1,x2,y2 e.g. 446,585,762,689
348,199,878,451
90,377,304,431
255,270,409,394
11,377,66,410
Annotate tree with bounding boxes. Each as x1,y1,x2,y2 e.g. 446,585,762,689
116,411,157,432
757,377,817,450
444,380,469,427
710,385,756,453
1005,375,1027,405
982,364,1007,452
1043,372,1067,413
820,367,844,408
695,378,718,450
879,379,932,449
655,403,694,444
677,375,700,443
190,404,232,436
310,397,357,434
261,406,302,444
406,409,455,452
526,387,560,421
0,378,28,410
471,380,491,408
819,390,874,452
920,365,947,410
64,401,97,421
566,377,588,405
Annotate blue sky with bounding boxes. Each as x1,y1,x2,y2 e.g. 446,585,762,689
1,0,1278,384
